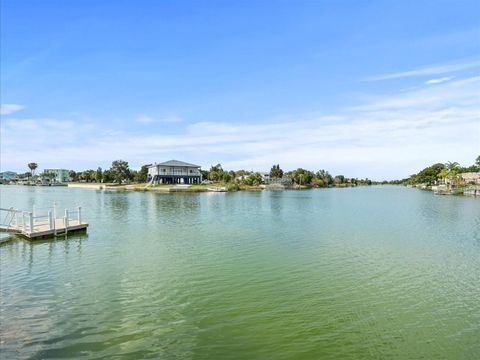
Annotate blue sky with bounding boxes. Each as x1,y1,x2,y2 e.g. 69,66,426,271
1,0,479,179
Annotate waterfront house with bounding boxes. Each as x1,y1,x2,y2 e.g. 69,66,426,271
260,172,271,184
0,171,17,182
147,160,202,184
45,169,71,183
460,172,480,184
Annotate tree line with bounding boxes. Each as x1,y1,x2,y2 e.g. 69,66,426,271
68,161,149,184
402,156,480,185
18,160,148,184
26,157,476,187
201,163,373,187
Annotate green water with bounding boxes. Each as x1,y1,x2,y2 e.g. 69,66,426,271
1,186,479,359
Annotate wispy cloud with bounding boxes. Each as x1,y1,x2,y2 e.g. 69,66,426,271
368,58,480,81
136,115,155,124
0,104,25,115
2,75,479,180
425,76,453,85
136,114,182,124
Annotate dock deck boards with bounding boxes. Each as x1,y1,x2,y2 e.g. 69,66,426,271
0,218,88,239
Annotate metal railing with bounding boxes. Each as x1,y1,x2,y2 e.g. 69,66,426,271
0,204,83,234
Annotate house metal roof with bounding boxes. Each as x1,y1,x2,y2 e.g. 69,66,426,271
150,160,201,168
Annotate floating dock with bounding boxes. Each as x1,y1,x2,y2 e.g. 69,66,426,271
0,205,88,239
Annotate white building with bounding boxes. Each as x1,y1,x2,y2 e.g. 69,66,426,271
460,172,480,184
45,169,71,183
0,171,17,181
147,160,202,185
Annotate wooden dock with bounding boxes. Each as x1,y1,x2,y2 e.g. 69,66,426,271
0,206,88,239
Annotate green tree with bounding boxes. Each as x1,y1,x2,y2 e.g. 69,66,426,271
334,175,345,185
287,168,314,185
103,169,114,183
222,171,233,183
476,155,480,167
316,169,333,187
134,165,150,183
220,170,235,183
407,163,445,185
200,169,209,181
40,170,56,182
208,164,224,182
110,160,131,184
445,161,460,173
95,167,103,183
28,163,38,177
439,161,461,183
242,172,263,186
69,170,78,181
79,170,95,182
269,164,284,179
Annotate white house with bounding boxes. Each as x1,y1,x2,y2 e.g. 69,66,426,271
45,169,71,183
0,171,17,181
147,160,202,185
460,172,480,184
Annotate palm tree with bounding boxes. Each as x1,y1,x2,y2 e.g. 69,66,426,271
28,163,38,177
445,161,460,172
441,161,460,186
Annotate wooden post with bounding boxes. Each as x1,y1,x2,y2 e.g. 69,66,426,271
22,212,26,231
48,211,53,230
77,207,82,224
28,212,34,233
15,212,20,229
32,205,36,217
53,201,57,219
64,209,69,228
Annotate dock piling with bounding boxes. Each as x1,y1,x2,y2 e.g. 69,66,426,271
48,211,53,230
28,212,34,233
64,210,69,234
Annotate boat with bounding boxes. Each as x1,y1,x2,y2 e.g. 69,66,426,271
207,187,227,192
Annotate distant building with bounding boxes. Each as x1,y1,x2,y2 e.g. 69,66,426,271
45,169,71,183
147,160,202,184
0,171,17,181
460,172,480,184
260,172,271,184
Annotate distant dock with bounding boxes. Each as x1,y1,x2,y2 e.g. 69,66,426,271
0,205,88,239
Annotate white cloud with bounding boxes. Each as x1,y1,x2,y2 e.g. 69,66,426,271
368,58,480,81
356,76,480,111
136,115,155,124
2,75,479,179
0,104,25,115
136,114,182,124
425,76,453,85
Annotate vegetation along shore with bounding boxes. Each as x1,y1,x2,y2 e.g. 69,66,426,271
2,156,479,196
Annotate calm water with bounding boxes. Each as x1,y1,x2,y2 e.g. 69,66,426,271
1,186,479,359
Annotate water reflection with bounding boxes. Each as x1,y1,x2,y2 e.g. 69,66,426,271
0,186,479,359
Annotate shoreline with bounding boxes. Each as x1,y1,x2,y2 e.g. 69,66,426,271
4,182,479,197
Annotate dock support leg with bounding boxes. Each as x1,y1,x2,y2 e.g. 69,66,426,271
48,211,53,230
78,206,82,224
64,209,69,234
29,212,34,233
